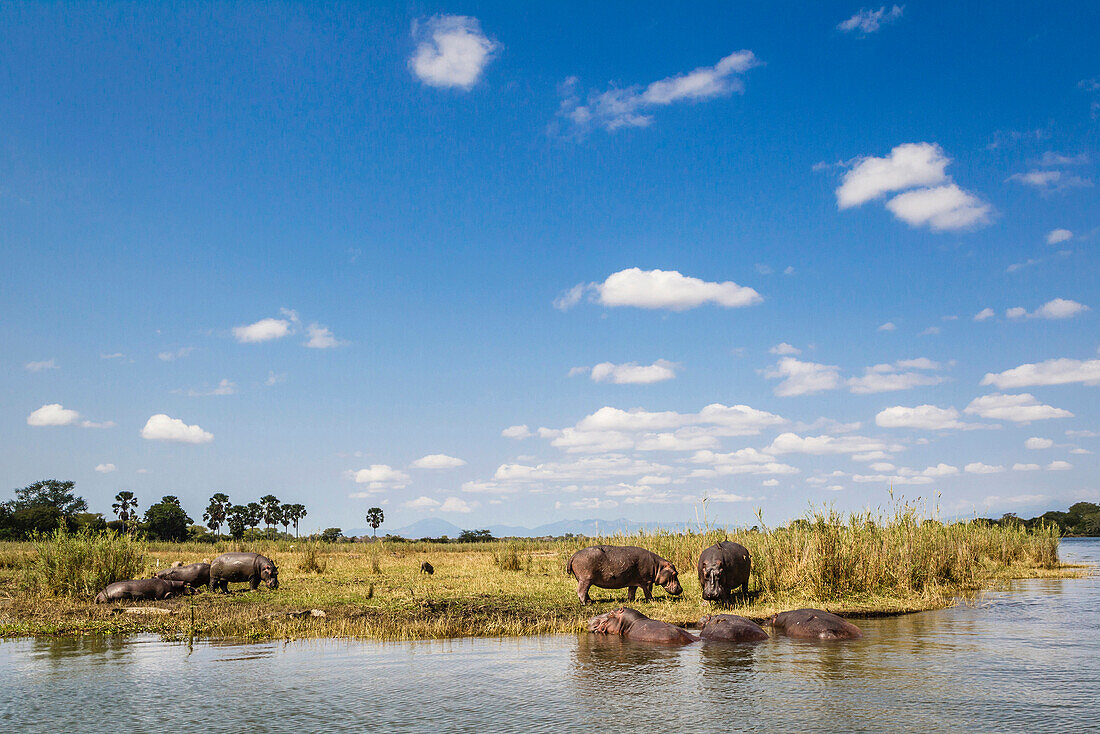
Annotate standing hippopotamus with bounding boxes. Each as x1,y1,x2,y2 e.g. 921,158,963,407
94,578,191,603
155,562,211,589
567,545,683,605
209,552,279,593
698,614,769,642
588,607,698,644
766,608,864,640
697,541,751,603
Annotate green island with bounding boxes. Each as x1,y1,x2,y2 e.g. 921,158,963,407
0,503,1086,640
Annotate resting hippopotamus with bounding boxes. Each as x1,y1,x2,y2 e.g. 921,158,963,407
567,545,683,605
766,608,864,640
587,607,698,644
697,541,751,602
698,613,769,642
155,562,211,589
209,552,279,593
420,561,434,575
94,578,191,603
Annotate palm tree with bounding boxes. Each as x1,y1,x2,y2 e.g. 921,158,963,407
279,505,291,537
245,502,263,533
112,491,138,531
260,495,281,534
366,507,384,538
203,493,230,539
284,504,307,538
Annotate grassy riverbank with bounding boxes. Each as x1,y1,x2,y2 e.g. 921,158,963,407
0,506,1086,640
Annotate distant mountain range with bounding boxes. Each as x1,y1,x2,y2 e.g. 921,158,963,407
343,517,708,539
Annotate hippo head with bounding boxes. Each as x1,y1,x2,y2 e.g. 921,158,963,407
655,561,682,596
699,557,725,600
699,614,714,627
260,564,279,589
586,611,616,633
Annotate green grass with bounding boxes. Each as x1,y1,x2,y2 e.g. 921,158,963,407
0,504,1083,640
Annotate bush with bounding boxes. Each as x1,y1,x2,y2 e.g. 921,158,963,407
29,528,146,597
298,547,327,574
492,543,525,572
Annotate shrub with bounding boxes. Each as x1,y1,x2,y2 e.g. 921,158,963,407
298,547,327,574
29,528,146,597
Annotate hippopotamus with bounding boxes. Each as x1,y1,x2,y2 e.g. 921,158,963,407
94,578,191,603
155,562,210,589
209,552,279,593
766,608,864,640
420,561,434,575
697,541,751,603
698,613,769,642
587,607,698,644
567,545,683,605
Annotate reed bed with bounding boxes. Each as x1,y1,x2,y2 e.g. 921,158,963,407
0,504,1079,640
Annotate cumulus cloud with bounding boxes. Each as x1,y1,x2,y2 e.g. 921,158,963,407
965,462,1005,474
501,424,532,439
409,15,497,90
187,379,236,397
403,496,440,510
1025,437,1053,450
1004,299,1090,320
1047,460,1073,471
411,454,467,469
963,393,1073,422
767,433,900,456
848,358,945,394
439,497,475,513
1046,229,1073,245
561,268,762,311
973,307,995,321
233,317,292,343
875,404,986,431
559,50,761,132
94,463,117,473
1013,463,1041,471
140,414,213,444
157,347,195,362
764,358,842,396
27,403,113,429
877,322,897,331
836,143,990,231
837,5,904,34
769,343,801,355
349,464,411,489
305,323,345,349
981,358,1100,388
25,359,58,372
588,360,678,384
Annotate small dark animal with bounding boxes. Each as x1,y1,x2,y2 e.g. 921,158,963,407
155,562,211,589
697,541,751,603
420,561,434,575
698,614,769,642
566,545,683,605
766,608,864,640
587,607,698,644
209,552,279,593
94,578,191,603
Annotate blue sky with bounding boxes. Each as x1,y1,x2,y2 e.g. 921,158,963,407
3,1,1098,533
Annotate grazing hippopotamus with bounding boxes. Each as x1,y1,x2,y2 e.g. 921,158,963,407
420,561,434,575
587,607,698,644
567,545,683,605
698,614,769,642
697,541,751,603
94,578,191,603
155,562,211,589
766,608,864,640
209,552,279,593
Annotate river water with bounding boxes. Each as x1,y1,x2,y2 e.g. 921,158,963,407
1,539,1097,733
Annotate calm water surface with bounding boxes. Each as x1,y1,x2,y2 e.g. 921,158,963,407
2,538,1097,733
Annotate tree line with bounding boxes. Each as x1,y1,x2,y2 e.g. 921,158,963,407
975,502,1100,536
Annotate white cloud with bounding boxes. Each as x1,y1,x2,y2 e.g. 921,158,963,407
140,414,213,444
403,496,440,510
409,15,497,90
767,433,900,456
25,359,58,372
349,464,411,488
1070,448,1093,455
101,352,126,360
157,347,195,362
94,463,117,474
586,268,763,311
920,326,941,335
1025,437,1053,450
1033,298,1089,320
875,404,984,431
1038,152,1089,166
1013,463,1041,471
965,462,1005,474
848,359,945,393
589,359,678,384
964,393,1073,422
707,492,763,503
973,307,995,321
762,478,780,487
885,184,992,231
1066,430,1100,438
836,143,950,207
188,378,236,397
1006,258,1042,273
411,453,467,469
1007,170,1092,192
1047,460,1073,471
1006,307,1027,319
264,371,287,387
877,322,897,331
981,358,1100,388
769,342,801,355
501,424,532,439
27,403,81,426
304,323,345,349
439,497,475,513
553,283,586,311
559,50,761,132
764,357,842,396
1046,229,1073,245
837,5,904,34
233,318,292,343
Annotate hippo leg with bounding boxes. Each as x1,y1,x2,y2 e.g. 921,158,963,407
250,576,260,591
642,584,653,601
577,580,592,605
741,580,749,595
627,586,637,602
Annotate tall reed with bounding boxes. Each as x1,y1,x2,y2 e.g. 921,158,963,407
28,528,146,597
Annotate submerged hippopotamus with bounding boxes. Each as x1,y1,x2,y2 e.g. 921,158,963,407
766,608,864,640
94,578,191,603
567,545,683,605
697,541,751,603
155,562,211,589
588,607,698,644
698,613,769,642
209,552,279,593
